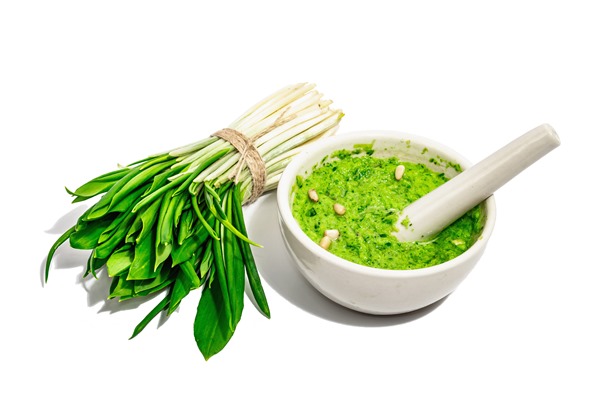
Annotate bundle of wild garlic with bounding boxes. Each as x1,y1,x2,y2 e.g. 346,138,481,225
46,83,344,359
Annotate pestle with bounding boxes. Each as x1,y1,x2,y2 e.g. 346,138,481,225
392,123,561,242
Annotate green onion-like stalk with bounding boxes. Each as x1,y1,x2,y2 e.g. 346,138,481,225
46,83,344,360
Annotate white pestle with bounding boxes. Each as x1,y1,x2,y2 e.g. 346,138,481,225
393,123,561,242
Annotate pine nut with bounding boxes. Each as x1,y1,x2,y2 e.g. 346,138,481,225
308,189,319,202
324,229,340,240
319,236,332,250
333,203,346,215
395,165,405,180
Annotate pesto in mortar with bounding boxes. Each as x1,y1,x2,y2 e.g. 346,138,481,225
291,147,484,270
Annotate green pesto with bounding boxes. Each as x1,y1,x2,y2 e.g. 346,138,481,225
291,150,484,270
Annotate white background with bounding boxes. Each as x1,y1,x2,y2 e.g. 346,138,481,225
2,1,598,399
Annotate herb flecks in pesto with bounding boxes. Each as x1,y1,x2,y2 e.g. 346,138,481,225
291,150,484,270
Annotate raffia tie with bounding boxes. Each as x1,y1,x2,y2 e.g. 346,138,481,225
211,107,296,204
211,128,266,204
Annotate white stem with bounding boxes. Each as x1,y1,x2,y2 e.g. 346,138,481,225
230,83,314,133
260,111,341,160
235,90,323,140
142,84,343,203
168,136,218,157
228,83,308,127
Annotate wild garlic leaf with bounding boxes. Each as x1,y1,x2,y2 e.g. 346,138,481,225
107,245,134,277
94,211,137,260
107,184,149,214
135,199,161,244
109,160,176,210
69,218,112,250
199,246,213,279
177,209,194,245
194,277,234,361
45,226,76,282
134,266,172,295
108,275,134,300
46,83,343,360
129,296,170,340
144,167,178,197
210,229,232,330
66,168,130,200
168,259,201,314
127,232,158,280
224,192,245,325
85,167,141,220
134,274,175,298
171,233,205,268
231,185,270,317
155,190,176,270
85,253,108,279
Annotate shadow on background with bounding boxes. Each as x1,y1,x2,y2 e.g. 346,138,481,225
41,190,448,329
245,192,447,328
41,205,163,322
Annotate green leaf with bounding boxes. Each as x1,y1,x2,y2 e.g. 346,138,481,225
173,192,189,228
224,190,244,325
205,188,261,248
98,209,130,244
130,295,170,339
177,208,194,245
211,228,232,330
144,167,177,197
97,190,143,247
107,245,134,277
107,183,150,214
155,242,172,272
191,194,219,241
127,232,158,280
194,276,235,361
45,225,76,282
108,275,135,300
66,168,130,201
109,159,177,210
199,245,213,279
172,148,229,196
134,275,175,297
130,174,187,213
93,209,137,260
204,184,227,219
125,215,143,244
134,264,172,295
231,184,270,317
155,189,178,270
85,167,141,220
130,154,171,169
237,236,270,318
69,218,113,250
171,231,206,267
134,198,162,244
84,253,108,279
168,259,201,314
